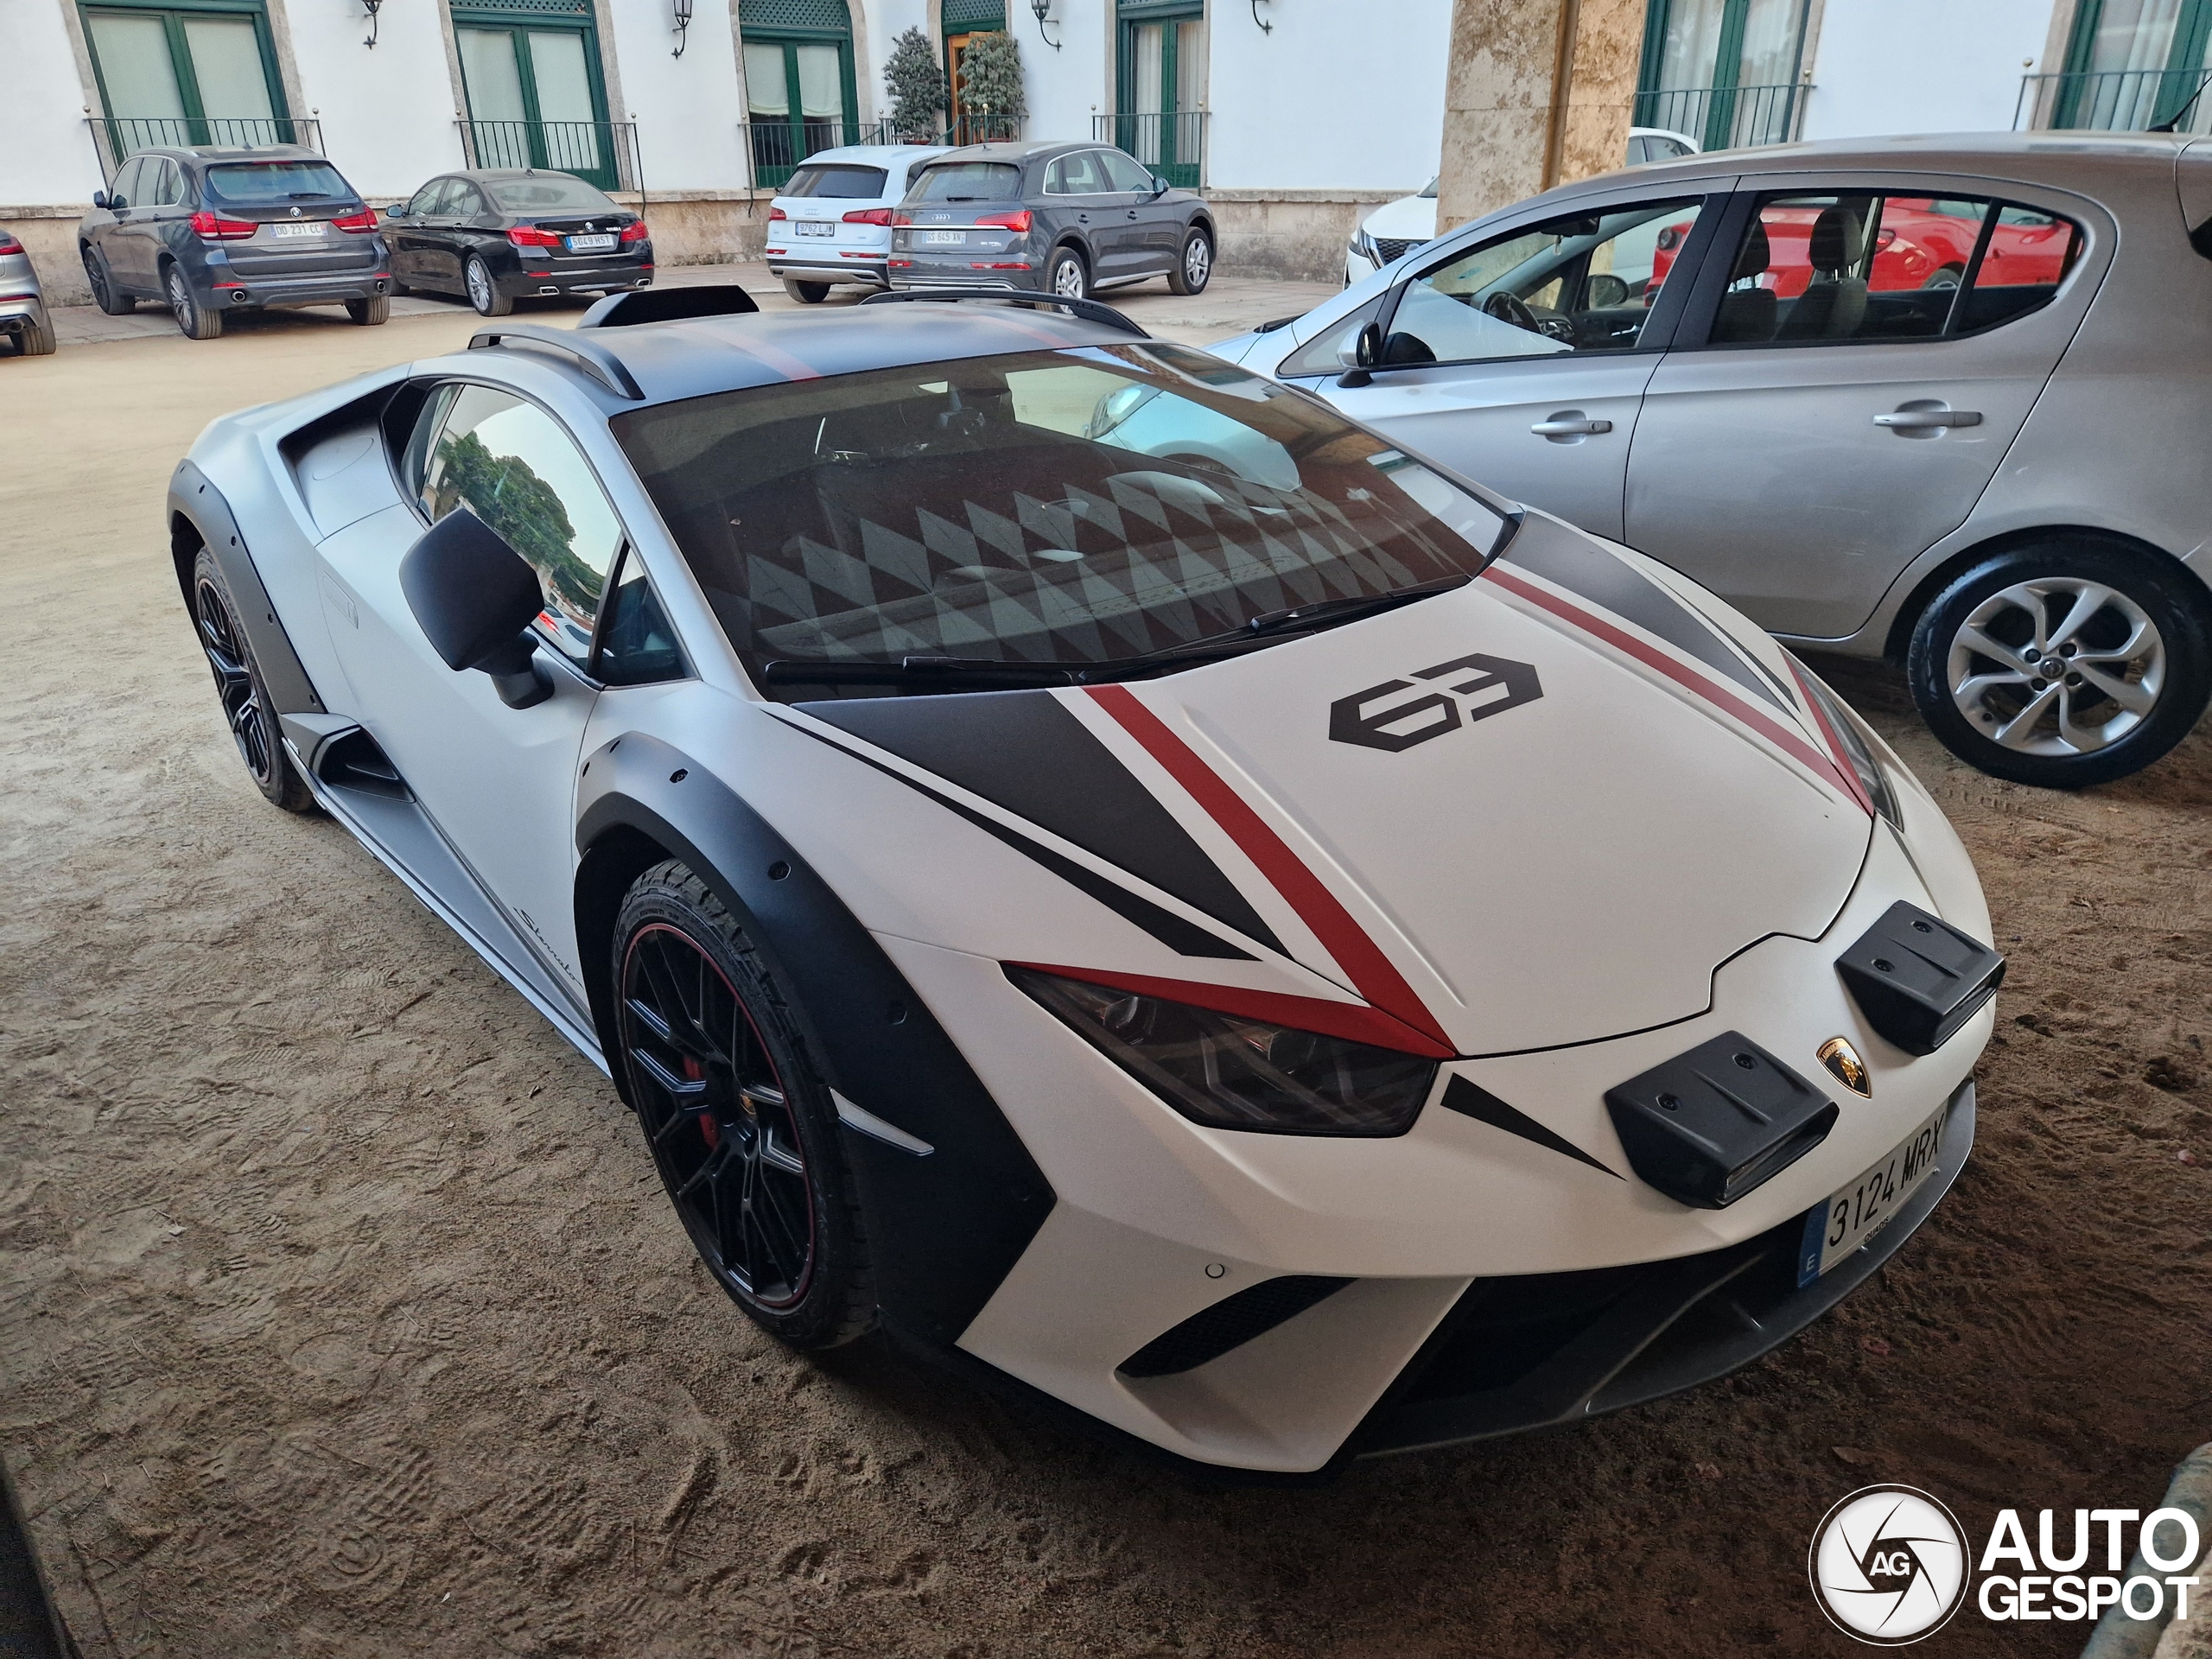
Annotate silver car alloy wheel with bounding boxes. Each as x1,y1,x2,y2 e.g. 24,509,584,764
467,259,494,312
1052,256,1085,298
1946,576,2165,755
1185,234,1211,288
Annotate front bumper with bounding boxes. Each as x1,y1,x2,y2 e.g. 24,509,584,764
1356,1077,1973,1455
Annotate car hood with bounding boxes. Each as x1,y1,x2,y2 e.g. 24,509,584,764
786,513,1874,1058
1362,193,1440,240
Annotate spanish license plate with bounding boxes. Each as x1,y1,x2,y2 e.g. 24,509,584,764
270,221,325,238
566,232,617,252
797,221,836,237
922,230,965,245
1797,1105,1948,1286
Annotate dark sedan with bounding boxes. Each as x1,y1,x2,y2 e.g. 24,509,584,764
889,141,1213,301
78,146,391,340
382,169,653,316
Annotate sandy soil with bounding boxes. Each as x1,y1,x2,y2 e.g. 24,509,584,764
1,295,2208,1659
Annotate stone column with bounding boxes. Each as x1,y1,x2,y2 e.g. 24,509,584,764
1435,0,1649,238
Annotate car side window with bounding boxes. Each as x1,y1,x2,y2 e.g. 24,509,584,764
1046,152,1105,194
403,180,444,216
1695,190,2086,348
1370,195,1708,366
423,179,461,217
593,549,689,686
419,385,627,662
448,182,487,218
110,157,145,208
1097,149,1154,194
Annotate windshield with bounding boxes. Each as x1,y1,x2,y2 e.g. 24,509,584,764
612,341,1513,699
785,163,889,200
908,162,1022,202
203,161,352,205
484,174,620,213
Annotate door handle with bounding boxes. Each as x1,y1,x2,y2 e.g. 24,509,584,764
1874,408,1982,429
1530,414,1613,436
1127,210,1140,219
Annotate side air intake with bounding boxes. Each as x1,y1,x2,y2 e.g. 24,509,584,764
1117,1276,1352,1377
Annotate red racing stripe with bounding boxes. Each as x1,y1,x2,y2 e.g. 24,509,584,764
1479,563,1867,810
1013,963,1456,1059
1084,683,1458,1053
1787,662,1876,817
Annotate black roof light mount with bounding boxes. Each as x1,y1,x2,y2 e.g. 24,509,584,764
577,284,760,329
859,287,1150,338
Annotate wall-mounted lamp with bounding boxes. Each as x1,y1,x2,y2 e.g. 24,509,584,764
360,0,381,48
672,0,694,57
1030,0,1063,51
1251,0,1274,33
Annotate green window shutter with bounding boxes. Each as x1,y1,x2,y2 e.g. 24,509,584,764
943,0,1006,29
738,0,853,32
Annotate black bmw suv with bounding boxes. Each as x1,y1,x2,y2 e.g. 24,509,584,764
79,145,391,340
889,140,1215,301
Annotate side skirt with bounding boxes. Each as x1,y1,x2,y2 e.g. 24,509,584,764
296,744,608,1075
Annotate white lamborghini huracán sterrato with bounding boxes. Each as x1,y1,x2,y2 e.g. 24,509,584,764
171,286,2002,1475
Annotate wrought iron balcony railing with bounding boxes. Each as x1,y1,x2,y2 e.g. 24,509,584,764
455,120,641,194
2014,67,2212,134
86,116,323,184
1632,83,1808,151
1092,111,1206,188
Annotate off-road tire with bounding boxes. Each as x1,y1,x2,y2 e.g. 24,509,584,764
1907,540,2212,789
613,861,875,1351
191,546,315,811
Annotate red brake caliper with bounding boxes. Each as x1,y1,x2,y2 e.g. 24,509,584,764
685,1058,718,1148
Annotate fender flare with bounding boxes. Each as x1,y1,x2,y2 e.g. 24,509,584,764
168,460,327,717
574,730,1056,1350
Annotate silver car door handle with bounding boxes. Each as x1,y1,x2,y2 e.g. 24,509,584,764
1529,416,1613,435
1874,409,1983,429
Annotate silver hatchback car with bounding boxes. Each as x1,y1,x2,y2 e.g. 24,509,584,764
1216,133,2212,788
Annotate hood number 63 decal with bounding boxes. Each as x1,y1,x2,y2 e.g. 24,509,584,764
1330,652,1543,753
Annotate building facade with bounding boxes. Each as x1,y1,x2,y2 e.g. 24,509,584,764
4,0,2204,311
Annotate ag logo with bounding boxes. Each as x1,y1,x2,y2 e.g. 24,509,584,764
1329,652,1541,753
1809,1485,1970,1644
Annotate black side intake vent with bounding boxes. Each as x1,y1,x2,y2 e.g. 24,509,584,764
1836,901,2005,1056
1117,1276,1351,1378
1605,1034,1838,1210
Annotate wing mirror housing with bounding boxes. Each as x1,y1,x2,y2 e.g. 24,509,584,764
1150,175,1171,196
398,508,553,709
92,190,112,211
1336,320,1384,388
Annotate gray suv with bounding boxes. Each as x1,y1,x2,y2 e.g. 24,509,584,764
1216,133,2212,788
890,141,1213,301
79,145,391,340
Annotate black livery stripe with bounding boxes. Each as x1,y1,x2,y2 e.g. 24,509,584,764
787,721,1256,961
1500,528,1789,712
1440,1075,1623,1179
800,690,1287,955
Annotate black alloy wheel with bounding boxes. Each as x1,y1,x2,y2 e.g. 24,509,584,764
84,245,132,315
192,547,315,811
613,861,874,1349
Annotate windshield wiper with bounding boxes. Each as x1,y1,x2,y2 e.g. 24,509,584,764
761,577,1476,692
1243,573,1471,637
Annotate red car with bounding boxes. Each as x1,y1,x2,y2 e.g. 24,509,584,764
1649,197,2075,300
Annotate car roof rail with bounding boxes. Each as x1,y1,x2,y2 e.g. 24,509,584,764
577,284,761,329
466,323,645,400
857,288,1150,338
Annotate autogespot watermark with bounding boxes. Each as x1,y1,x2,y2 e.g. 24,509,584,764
1808,1484,2203,1644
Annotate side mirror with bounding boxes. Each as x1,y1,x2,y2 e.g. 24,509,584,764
398,508,553,709
1335,320,1384,388
1150,175,1171,195
92,190,111,211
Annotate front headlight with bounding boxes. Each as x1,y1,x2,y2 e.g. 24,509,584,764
1009,968,1438,1136
1791,658,1907,830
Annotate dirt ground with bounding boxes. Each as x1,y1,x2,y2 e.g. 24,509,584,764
1,289,2208,1659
